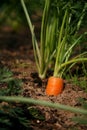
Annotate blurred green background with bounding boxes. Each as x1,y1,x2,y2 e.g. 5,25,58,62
0,0,87,30
0,0,44,48
0,0,45,31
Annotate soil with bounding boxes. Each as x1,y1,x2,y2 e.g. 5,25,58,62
0,25,87,130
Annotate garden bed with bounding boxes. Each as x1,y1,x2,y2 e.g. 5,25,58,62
0,27,87,130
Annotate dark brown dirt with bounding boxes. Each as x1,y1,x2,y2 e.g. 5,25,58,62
0,26,87,130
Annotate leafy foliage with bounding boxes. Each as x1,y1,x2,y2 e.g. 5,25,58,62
0,67,13,82
0,103,45,130
0,67,23,96
0,66,28,129
0,105,31,130
0,66,45,129
28,107,45,120
0,0,44,29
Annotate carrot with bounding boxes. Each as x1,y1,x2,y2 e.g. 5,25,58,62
45,76,64,96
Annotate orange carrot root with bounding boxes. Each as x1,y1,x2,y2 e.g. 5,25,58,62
45,76,64,96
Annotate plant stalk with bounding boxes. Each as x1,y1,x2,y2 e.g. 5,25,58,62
53,9,68,77
60,58,87,70
0,96,87,115
40,0,50,78
20,0,41,75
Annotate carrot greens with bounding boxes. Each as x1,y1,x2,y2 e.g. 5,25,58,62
20,0,58,79
21,0,87,79
53,2,87,78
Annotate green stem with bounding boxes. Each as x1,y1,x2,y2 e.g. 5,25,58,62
0,96,87,115
20,0,33,35
0,77,14,82
60,58,87,70
40,0,50,76
53,9,68,77
77,3,87,31
20,0,40,74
